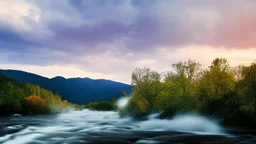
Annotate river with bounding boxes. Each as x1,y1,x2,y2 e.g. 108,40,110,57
0,109,255,144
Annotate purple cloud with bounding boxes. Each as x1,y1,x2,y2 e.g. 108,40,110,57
0,0,255,71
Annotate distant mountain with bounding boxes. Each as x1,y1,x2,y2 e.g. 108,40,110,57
0,69,133,104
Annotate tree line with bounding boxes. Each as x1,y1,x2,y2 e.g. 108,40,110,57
0,74,84,116
86,99,117,111
121,58,256,127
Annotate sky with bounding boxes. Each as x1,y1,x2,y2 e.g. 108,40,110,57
0,0,256,84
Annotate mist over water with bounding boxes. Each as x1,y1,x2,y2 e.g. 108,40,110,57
115,97,222,134
140,114,222,134
0,109,233,144
116,97,130,108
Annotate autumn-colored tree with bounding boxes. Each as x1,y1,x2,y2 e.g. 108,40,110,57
24,95,50,114
0,74,83,115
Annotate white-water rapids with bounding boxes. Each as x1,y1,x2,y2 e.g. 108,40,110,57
0,96,255,144
0,109,245,144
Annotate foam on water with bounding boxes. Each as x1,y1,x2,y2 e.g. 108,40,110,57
0,109,226,143
139,113,223,134
3,134,43,144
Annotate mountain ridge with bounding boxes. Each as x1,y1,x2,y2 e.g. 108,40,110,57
0,69,133,104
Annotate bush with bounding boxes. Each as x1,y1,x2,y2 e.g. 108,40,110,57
86,101,116,111
23,95,50,114
125,96,150,118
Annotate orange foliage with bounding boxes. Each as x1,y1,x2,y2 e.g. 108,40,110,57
24,95,50,114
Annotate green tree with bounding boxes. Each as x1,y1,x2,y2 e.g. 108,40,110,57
241,63,256,108
209,58,234,98
169,59,201,97
0,74,83,115
197,58,235,116
199,58,234,100
131,67,162,109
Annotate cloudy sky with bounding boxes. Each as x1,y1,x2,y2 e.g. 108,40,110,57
0,0,256,84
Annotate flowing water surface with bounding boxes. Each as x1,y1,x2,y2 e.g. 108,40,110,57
0,109,255,144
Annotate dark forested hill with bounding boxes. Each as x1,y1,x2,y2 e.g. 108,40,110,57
0,69,133,104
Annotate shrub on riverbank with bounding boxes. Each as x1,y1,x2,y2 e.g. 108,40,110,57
23,95,50,114
86,100,116,111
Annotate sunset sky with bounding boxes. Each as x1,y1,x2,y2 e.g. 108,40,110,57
0,0,256,83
